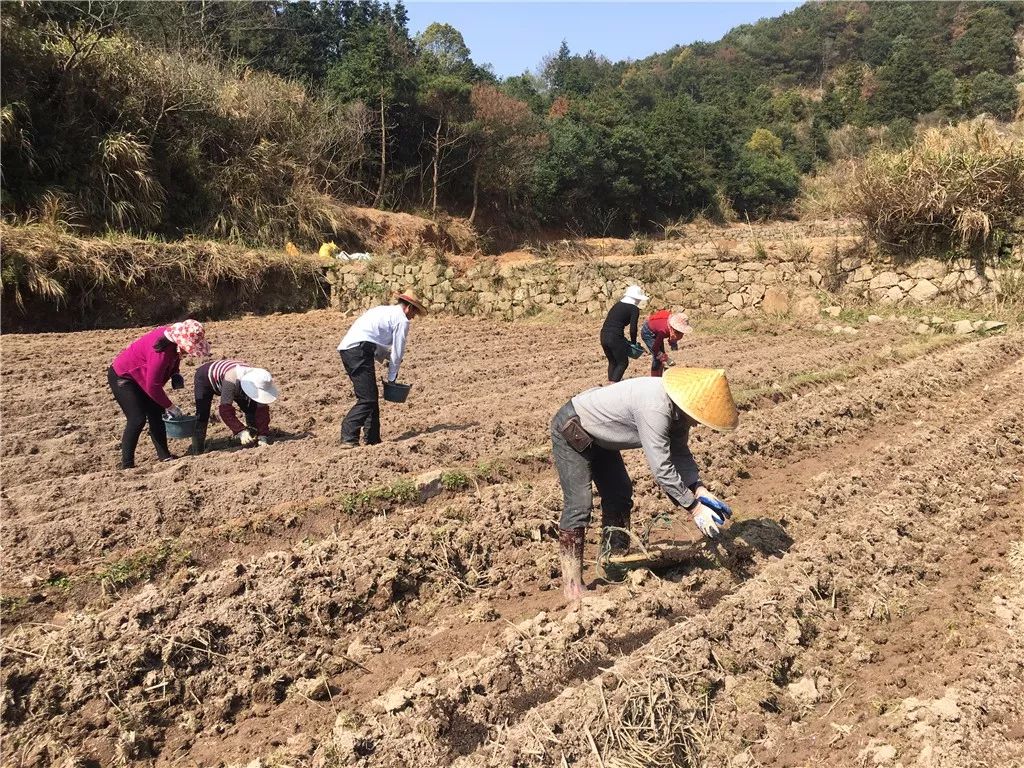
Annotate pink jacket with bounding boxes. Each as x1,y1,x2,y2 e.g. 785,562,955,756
111,327,180,409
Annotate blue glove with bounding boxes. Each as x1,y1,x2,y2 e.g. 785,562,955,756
699,495,733,524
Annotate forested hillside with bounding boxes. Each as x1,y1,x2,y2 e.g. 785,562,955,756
2,1,1021,244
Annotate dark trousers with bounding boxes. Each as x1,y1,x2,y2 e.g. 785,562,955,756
600,332,630,382
550,401,633,530
340,343,380,445
107,366,171,469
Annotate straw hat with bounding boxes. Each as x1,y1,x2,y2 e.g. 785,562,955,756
662,367,738,431
668,312,692,335
394,288,428,314
240,368,279,404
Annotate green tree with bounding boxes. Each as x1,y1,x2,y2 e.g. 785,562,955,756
951,7,1016,76
327,19,412,204
871,34,935,121
727,132,800,218
968,71,1019,120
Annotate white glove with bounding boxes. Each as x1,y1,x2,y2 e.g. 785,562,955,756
236,429,255,446
691,502,725,538
165,405,183,419
257,436,270,448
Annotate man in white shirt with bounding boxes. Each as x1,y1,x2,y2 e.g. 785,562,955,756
337,288,427,448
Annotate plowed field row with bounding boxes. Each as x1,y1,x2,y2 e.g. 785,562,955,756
1,311,1020,768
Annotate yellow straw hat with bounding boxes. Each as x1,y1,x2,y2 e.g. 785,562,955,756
662,367,739,431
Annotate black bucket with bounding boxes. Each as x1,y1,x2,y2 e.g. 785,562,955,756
382,381,412,403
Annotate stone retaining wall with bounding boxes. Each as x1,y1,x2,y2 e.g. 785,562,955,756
325,251,1018,319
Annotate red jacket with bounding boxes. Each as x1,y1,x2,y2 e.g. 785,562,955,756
644,310,678,355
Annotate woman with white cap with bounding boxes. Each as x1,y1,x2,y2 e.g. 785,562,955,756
192,359,279,453
640,309,692,377
550,367,738,601
599,285,648,384
108,319,210,469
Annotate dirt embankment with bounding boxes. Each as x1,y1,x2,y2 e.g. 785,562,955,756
1,309,1021,767
0,209,480,332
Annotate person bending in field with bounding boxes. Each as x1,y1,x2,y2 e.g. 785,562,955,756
192,360,279,454
640,309,691,377
550,367,738,601
600,285,648,384
108,320,210,469
336,288,427,449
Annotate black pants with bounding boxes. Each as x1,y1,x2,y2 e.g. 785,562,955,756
340,343,380,445
600,333,630,382
107,366,171,469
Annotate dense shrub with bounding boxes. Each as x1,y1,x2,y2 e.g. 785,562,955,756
0,15,365,245
840,119,1024,256
726,132,801,219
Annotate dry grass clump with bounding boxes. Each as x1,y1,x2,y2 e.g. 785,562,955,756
0,223,327,328
840,119,1024,257
594,672,716,768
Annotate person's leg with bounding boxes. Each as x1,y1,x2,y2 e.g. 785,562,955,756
609,337,629,383
192,377,214,454
108,367,148,469
592,447,634,555
143,395,172,460
640,324,663,376
341,346,378,445
601,339,618,382
551,402,594,601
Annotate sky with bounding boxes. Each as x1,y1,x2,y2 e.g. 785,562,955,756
404,2,804,78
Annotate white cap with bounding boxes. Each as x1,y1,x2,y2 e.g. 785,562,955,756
623,285,649,303
240,368,279,404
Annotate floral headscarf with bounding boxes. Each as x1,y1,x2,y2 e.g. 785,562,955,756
668,313,692,335
164,319,210,358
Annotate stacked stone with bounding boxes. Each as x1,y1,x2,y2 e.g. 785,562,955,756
325,251,1016,319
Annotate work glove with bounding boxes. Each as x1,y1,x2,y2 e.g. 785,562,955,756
236,428,256,446
699,494,734,521
257,436,271,448
165,405,184,419
691,497,732,539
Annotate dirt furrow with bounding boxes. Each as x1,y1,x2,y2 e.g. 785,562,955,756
434,358,1024,768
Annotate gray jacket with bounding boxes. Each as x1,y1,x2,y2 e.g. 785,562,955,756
571,377,700,508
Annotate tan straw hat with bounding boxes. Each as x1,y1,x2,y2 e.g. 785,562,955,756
662,367,739,431
394,287,428,314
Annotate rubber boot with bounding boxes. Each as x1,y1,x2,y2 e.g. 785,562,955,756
602,509,631,556
559,527,586,602
191,422,208,455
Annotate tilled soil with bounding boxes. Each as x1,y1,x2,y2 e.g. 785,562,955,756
1,309,1021,768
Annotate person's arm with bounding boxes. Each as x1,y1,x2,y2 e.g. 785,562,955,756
217,380,248,435
388,320,409,382
142,352,174,409
629,306,639,344
252,405,271,436
635,406,697,509
668,419,701,488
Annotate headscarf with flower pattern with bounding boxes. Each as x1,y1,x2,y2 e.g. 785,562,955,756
164,319,210,358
